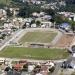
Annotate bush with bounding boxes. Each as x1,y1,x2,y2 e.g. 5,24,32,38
49,66,55,73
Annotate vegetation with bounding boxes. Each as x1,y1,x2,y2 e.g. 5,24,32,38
0,0,11,5
43,8,55,17
71,72,75,75
0,20,5,26
35,20,41,27
0,47,69,60
6,8,13,17
17,4,42,18
49,66,55,73
19,31,57,44
59,3,75,13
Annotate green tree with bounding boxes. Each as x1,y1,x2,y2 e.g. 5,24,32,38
36,20,41,27
22,63,28,71
55,15,64,24
6,8,13,17
43,8,55,17
70,21,75,32
31,20,35,24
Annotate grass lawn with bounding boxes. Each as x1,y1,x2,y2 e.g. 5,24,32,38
0,0,11,5
19,31,57,44
0,47,69,60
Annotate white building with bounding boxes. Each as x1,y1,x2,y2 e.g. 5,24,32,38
4,22,13,29
41,21,53,28
31,23,37,28
36,73,43,75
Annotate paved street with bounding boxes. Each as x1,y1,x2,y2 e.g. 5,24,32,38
0,29,25,51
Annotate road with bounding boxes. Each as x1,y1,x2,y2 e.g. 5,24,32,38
51,62,62,75
0,29,25,51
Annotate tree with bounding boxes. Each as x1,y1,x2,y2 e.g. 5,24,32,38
17,5,31,18
0,34,6,40
55,15,64,24
22,63,28,71
31,20,35,24
49,66,55,73
70,21,75,32
6,8,13,17
43,8,55,17
36,20,41,27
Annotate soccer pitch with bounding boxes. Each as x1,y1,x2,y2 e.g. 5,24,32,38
19,31,57,44
0,47,69,60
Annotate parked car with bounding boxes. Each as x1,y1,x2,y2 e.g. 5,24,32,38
61,61,73,69
61,61,68,69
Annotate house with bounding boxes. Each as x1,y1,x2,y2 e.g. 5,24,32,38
13,18,25,28
69,54,75,69
25,18,33,23
41,21,53,28
2,29,12,35
0,9,7,20
58,12,71,17
36,73,43,75
32,12,39,18
42,15,52,21
21,72,30,75
40,12,45,17
63,53,75,69
28,65,35,72
21,0,46,4
9,8,19,16
25,22,31,28
4,22,13,29
0,58,5,64
31,23,37,28
41,3,57,9
69,14,75,21
59,23,71,32
59,1,66,6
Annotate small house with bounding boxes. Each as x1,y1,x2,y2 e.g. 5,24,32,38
41,21,52,28
31,23,37,28
59,23,71,32
4,22,13,29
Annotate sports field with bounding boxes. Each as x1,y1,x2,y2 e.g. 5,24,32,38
19,31,57,44
0,47,69,60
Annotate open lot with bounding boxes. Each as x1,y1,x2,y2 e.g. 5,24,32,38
55,34,74,48
19,31,57,44
0,47,69,60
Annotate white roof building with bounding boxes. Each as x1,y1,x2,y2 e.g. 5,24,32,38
28,65,35,72
32,12,39,17
36,73,43,75
4,22,13,29
31,24,37,28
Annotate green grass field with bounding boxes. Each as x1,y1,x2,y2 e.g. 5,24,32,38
0,47,69,60
0,0,11,5
19,31,57,44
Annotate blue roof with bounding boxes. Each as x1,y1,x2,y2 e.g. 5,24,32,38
60,23,70,28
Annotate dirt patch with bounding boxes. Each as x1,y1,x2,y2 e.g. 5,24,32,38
54,34,74,48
